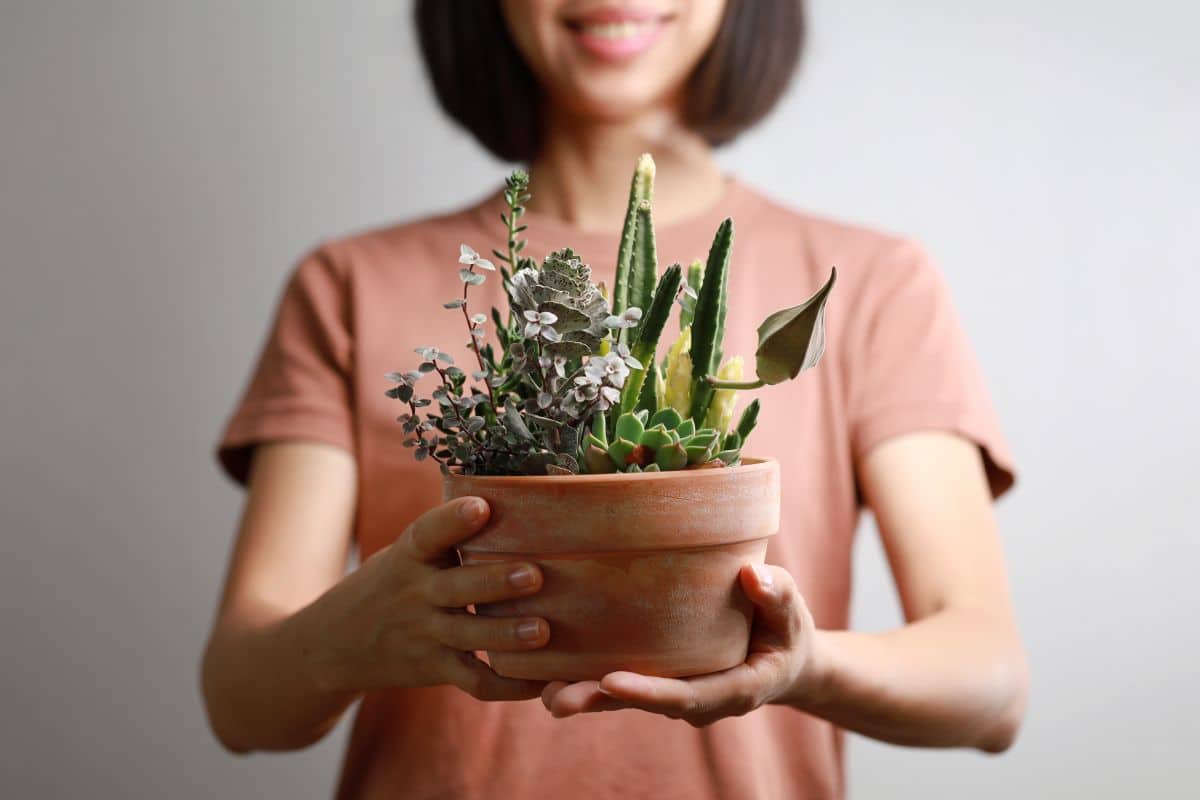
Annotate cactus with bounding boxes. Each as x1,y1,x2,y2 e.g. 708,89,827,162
687,218,733,424
627,200,658,342
662,327,692,414
679,259,703,331
704,356,744,433
610,154,655,323
619,263,683,413
735,398,760,445
584,407,727,473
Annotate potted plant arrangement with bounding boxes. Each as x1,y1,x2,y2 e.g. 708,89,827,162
387,155,836,681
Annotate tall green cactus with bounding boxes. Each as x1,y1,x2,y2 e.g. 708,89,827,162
611,154,655,323
687,218,733,423
620,264,682,413
679,259,703,331
627,199,658,341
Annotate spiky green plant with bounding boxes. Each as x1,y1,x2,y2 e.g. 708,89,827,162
389,153,836,476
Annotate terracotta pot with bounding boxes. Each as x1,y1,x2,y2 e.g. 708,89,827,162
443,457,780,681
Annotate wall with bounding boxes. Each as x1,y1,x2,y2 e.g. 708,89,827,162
1,1,1196,796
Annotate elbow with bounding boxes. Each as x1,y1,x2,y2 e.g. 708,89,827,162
200,642,255,755
210,725,254,757
974,647,1030,754
200,642,335,755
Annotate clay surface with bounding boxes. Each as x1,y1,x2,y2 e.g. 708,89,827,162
444,458,781,681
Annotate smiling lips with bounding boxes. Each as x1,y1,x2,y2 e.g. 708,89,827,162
565,8,672,61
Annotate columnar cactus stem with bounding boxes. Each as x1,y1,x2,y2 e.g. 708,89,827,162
628,199,658,342
735,398,760,444
688,218,733,423
703,356,744,432
679,259,703,330
620,264,683,413
663,327,692,414
611,154,655,322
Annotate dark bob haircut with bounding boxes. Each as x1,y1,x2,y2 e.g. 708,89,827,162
415,1,805,163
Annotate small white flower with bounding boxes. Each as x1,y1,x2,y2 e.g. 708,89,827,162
458,243,495,271
585,351,630,389
614,342,643,371
603,307,643,330
471,313,487,325
522,309,560,340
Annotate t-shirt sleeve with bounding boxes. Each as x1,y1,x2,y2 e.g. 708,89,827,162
846,239,1016,499
216,247,355,485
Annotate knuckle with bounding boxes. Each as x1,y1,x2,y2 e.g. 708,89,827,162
427,611,455,646
480,565,507,598
733,690,759,716
422,573,446,605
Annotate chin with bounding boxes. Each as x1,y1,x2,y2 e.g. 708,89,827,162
549,73,675,123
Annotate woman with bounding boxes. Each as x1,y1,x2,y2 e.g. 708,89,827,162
201,2,1028,798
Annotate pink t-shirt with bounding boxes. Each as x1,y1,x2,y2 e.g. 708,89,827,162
218,178,1015,800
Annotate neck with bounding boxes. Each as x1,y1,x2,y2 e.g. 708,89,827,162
526,105,726,233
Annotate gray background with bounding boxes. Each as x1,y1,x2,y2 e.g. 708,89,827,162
2,1,1197,797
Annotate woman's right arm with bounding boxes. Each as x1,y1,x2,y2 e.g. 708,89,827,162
200,441,550,754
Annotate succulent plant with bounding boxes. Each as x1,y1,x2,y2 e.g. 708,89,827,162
584,407,733,473
388,153,836,477
509,248,611,361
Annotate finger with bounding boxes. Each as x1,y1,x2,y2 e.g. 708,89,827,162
430,611,550,652
541,681,570,711
598,666,763,719
403,497,491,564
739,563,803,641
541,680,627,718
443,650,547,702
425,561,543,608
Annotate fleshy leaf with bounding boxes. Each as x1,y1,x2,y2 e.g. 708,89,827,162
655,442,689,471
754,268,837,385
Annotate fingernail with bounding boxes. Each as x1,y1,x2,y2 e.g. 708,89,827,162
516,619,543,642
508,565,538,589
752,563,774,588
459,498,486,523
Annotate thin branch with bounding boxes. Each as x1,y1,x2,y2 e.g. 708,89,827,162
460,265,498,409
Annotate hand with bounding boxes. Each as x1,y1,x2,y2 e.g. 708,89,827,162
299,496,550,701
541,563,825,726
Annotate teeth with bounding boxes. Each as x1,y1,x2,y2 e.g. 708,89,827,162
581,20,656,39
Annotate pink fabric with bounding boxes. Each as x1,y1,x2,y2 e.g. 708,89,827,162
218,179,1015,800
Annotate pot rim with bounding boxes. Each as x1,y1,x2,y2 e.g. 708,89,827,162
443,455,777,486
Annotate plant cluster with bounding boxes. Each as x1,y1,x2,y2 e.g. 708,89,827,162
388,156,835,476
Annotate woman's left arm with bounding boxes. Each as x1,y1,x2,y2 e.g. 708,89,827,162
543,431,1029,753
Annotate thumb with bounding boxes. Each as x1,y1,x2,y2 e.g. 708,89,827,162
739,563,804,642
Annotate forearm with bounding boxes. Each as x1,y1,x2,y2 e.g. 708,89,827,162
201,601,361,754
788,607,1029,752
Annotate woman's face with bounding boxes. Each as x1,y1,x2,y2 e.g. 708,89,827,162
500,0,728,122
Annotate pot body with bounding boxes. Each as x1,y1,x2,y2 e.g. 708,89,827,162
443,458,780,681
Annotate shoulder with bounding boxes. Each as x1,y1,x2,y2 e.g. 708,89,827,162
741,181,931,271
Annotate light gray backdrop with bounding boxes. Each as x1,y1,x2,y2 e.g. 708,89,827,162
2,1,1197,797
